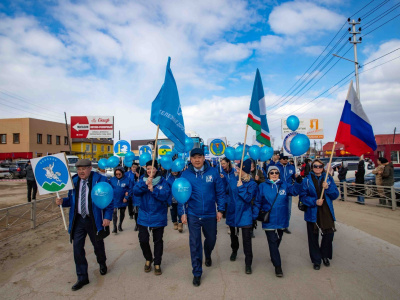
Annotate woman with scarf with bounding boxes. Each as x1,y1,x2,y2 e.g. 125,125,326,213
109,167,133,234
300,159,339,270
133,160,171,275
225,159,258,274
254,165,302,277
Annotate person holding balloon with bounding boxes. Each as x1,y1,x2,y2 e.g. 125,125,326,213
299,159,339,270
109,167,133,233
133,160,171,276
225,159,258,274
253,165,302,277
55,159,113,291
179,148,226,287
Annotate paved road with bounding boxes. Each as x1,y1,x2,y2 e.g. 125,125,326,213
1,205,400,300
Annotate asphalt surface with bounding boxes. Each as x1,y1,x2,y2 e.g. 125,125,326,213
1,204,400,300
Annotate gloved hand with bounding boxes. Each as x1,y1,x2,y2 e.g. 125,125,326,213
296,176,303,184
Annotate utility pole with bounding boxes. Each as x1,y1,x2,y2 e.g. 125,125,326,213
348,18,362,100
64,112,72,154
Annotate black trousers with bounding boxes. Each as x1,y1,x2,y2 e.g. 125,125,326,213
138,225,165,265
113,207,126,228
73,215,106,281
27,180,37,202
230,226,253,266
265,230,284,267
306,222,334,265
128,198,134,217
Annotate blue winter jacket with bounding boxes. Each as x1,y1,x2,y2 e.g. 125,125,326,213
166,173,181,204
300,172,339,223
254,179,301,230
179,161,225,218
62,171,113,237
226,177,258,228
126,170,141,207
221,167,236,192
133,175,170,227
109,175,133,208
275,162,296,185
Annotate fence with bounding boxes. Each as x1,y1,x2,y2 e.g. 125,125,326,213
338,182,399,211
0,192,68,241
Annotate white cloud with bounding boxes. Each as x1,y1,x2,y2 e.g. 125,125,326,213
301,45,325,56
204,42,253,62
268,1,344,36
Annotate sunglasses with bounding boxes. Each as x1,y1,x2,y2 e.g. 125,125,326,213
269,171,280,175
313,165,324,169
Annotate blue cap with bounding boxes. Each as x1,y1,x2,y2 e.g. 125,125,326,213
190,148,204,157
239,159,252,174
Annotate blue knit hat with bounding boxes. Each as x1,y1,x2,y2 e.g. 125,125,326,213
239,159,252,174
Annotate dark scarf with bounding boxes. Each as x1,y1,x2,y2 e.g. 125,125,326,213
311,174,335,234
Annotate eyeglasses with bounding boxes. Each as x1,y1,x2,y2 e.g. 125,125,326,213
313,165,324,169
269,171,280,175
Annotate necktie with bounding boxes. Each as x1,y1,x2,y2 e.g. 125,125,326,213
81,180,87,218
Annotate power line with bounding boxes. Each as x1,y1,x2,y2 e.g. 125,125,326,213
363,47,400,66
350,0,376,18
360,0,390,20
362,11,400,37
363,2,400,29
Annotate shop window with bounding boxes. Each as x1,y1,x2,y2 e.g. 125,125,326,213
47,135,52,144
391,151,399,163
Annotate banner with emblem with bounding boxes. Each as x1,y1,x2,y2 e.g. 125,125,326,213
207,137,227,158
30,153,74,195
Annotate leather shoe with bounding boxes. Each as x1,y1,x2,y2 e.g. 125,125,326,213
71,279,89,291
118,225,123,232
323,258,330,267
144,259,153,273
193,276,201,287
283,228,291,234
230,251,237,261
205,257,212,267
245,265,252,274
99,263,107,275
275,266,283,277
313,264,321,270
112,228,117,234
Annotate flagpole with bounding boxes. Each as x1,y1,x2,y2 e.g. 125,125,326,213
56,191,67,230
151,125,160,178
238,125,249,183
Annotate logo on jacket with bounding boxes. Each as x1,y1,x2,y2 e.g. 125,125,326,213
206,175,213,183
327,179,331,186
121,183,126,187
158,186,163,190
279,190,286,195
289,170,293,174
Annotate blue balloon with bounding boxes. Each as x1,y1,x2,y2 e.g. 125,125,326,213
124,159,133,168
98,158,108,170
290,134,310,156
125,151,135,161
165,150,174,158
91,182,113,209
259,146,274,162
172,178,192,204
107,156,120,168
160,155,173,170
235,145,247,160
184,136,194,152
243,155,250,161
249,145,261,160
172,158,185,172
287,115,300,131
171,148,178,156
225,147,236,161
139,153,152,166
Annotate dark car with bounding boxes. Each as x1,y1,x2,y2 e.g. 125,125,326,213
346,167,400,197
0,163,27,179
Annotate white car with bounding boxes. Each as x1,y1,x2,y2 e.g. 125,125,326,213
332,161,372,182
0,166,11,179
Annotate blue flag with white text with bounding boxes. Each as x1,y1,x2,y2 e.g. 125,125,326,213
150,57,186,152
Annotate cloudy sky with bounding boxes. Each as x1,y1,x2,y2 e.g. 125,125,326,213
1,0,399,150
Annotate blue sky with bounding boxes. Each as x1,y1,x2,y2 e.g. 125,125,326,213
0,0,399,149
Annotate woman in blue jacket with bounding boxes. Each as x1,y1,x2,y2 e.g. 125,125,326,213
133,160,171,276
300,159,339,270
109,167,133,233
254,165,302,277
226,159,258,274
220,157,235,219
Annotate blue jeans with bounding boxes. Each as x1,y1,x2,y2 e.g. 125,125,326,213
357,195,365,203
187,215,217,277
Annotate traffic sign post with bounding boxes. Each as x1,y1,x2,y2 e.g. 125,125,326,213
71,116,114,139
114,140,131,157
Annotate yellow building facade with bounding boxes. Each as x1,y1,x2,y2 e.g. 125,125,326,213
71,138,113,161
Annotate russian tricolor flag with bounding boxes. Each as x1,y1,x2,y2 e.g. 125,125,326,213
335,81,377,156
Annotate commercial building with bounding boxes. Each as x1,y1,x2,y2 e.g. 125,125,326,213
0,118,71,160
71,138,114,161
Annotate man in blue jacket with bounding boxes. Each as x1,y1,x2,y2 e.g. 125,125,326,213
56,159,112,291
275,154,297,234
179,148,225,287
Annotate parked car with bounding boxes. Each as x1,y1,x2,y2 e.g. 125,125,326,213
346,167,400,197
333,161,372,182
0,166,11,179
0,163,27,179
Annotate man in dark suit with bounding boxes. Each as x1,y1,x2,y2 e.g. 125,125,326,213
56,159,113,291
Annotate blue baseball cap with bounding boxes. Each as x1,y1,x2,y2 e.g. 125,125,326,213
190,148,204,157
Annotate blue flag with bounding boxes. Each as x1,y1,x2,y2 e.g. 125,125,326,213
150,57,186,152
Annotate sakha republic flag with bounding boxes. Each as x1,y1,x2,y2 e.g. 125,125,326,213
150,57,186,153
335,81,377,156
246,69,271,146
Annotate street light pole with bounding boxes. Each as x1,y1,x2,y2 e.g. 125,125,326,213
349,18,362,100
